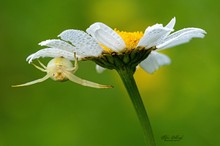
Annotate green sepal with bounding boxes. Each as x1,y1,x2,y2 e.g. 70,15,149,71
88,47,152,73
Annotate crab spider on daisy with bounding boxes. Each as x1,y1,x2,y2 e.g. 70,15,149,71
13,17,206,146
13,53,112,88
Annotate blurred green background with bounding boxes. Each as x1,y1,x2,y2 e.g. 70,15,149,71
1,0,219,145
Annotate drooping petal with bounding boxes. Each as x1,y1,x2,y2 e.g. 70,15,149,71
86,22,126,52
137,23,173,49
157,28,206,50
26,48,75,63
140,51,171,74
39,39,76,52
58,30,103,57
96,65,106,73
165,17,176,29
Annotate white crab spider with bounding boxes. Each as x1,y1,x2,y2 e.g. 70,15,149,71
12,54,112,88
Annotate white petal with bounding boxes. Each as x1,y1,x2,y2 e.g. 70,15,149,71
165,17,176,29
140,51,171,74
39,39,76,52
161,28,206,43
26,48,74,63
86,22,126,52
58,29,103,57
137,23,173,48
96,65,106,73
157,28,206,50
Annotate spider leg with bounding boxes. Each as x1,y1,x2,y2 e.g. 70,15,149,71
64,71,112,89
12,74,50,87
37,60,46,69
32,63,47,72
74,53,78,71
66,52,78,73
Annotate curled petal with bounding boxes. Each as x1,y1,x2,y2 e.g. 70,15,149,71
26,48,75,63
39,39,76,52
140,51,171,74
86,22,126,52
137,23,173,48
157,28,206,50
58,30,103,57
96,65,106,73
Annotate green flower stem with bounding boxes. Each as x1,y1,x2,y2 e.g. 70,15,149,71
117,67,156,146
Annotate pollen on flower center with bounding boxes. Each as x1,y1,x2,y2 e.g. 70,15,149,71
115,29,144,50
100,29,144,53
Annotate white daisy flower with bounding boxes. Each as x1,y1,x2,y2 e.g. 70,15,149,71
86,17,206,73
22,17,206,88
27,17,206,74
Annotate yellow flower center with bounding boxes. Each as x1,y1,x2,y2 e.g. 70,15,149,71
101,29,144,53
115,29,144,50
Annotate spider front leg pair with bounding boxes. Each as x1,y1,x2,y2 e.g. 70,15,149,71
13,54,112,88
